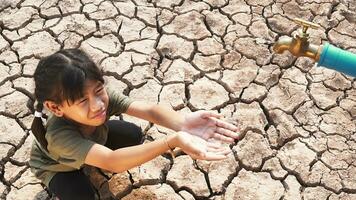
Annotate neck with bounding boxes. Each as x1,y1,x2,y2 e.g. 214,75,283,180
62,116,96,135
80,125,96,136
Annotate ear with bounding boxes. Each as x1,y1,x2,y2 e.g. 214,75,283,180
43,101,64,117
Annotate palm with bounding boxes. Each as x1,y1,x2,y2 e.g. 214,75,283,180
181,112,215,139
178,131,231,161
181,111,239,143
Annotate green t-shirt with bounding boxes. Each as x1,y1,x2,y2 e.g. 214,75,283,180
29,89,133,187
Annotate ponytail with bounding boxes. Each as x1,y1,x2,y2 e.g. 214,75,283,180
31,102,48,150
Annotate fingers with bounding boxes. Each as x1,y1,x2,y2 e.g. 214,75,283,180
188,151,228,161
213,133,235,143
200,110,222,119
181,140,206,157
206,141,223,149
197,146,231,160
213,118,239,133
209,118,240,142
219,148,233,155
206,146,231,155
215,127,239,141
200,153,228,161
184,139,232,161
178,128,234,161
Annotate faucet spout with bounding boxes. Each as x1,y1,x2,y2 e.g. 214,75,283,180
272,37,293,54
273,35,322,61
272,18,356,77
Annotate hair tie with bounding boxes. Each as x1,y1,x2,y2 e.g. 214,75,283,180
34,111,43,118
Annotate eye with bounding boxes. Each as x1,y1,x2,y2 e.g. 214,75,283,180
96,87,104,94
78,98,88,104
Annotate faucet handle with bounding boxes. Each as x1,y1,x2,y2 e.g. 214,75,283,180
293,18,321,34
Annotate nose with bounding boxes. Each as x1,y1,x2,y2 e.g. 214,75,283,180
90,96,104,112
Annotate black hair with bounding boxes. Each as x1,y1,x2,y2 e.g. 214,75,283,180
31,49,104,150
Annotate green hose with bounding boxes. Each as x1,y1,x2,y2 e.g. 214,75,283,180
317,43,356,77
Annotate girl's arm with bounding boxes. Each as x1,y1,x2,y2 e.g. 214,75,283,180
84,132,230,173
125,101,239,142
125,101,184,131
85,134,177,173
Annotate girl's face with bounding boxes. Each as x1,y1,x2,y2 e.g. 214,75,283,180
46,79,109,127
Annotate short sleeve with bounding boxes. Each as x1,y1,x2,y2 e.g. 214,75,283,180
46,127,95,169
107,88,133,116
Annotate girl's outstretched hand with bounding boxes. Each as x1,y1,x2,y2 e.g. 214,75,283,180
174,131,231,161
181,110,239,143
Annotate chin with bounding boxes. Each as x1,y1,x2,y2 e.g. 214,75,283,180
91,119,106,126
80,118,105,127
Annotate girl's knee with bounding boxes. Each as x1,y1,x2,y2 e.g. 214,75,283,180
131,124,143,143
74,187,96,200
53,186,96,200
108,120,143,143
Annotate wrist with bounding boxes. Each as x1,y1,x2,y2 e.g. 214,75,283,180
166,133,179,149
178,115,187,132
165,133,179,158
172,111,185,131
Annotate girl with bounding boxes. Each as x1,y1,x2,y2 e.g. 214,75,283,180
29,49,239,200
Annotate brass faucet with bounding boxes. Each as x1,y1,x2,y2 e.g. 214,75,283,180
273,18,322,61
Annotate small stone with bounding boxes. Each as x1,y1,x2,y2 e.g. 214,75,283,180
166,156,210,197
277,140,317,184
0,116,25,145
302,186,332,200
160,83,185,108
108,172,132,199
129,79,161,103
309,82,343,110
163,11,211,40
283,175,302,200
234,131,274,170
122,184,183,200
158,35,194,60
262,157,288,179
262,79,308,113
223,169,284,200
129,156,170,186
7,184,47,200
0,91,31,118
12,31,60,60
193,54,221,72
232,102,268,131
196,153,238,193
189,77,229,110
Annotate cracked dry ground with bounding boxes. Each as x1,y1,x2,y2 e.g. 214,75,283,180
0,0,355,199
